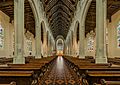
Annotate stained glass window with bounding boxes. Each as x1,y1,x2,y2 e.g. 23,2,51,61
0,25,4,48
117,21,120,48
27,39,32,54
87,36,94,52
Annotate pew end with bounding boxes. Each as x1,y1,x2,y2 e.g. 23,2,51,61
101,79,120,85
0,81,16,85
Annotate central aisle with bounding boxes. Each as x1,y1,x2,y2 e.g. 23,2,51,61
39,56,80,85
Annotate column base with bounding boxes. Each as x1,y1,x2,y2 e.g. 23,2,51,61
95,57,108,64
43,54,47,57
35,56,42,59
13,56,25,64
79,55,85,59
74,55,78,57
48,55,52,57
73,53,78,57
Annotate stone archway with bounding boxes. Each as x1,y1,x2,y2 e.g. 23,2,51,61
78,0,92,58
73,21,79,57
56,35,65,55
41,21,46,44
41,21,47,57
56,38,64,56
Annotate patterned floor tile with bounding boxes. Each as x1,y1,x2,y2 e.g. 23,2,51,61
39,56,80,85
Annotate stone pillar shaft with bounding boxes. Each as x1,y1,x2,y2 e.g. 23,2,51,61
70,32,73,56
63,42,66,55
13,0,25,64
68,37,71,56
79,25,85,58
35,21,41,58
73,33,76,57
96,0,107,63
48,36,50,56
43,31,47,57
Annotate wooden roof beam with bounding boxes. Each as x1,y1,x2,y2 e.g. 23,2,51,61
48,11,70,23
50,15,70,26
46,4,72,19
51,20,69,28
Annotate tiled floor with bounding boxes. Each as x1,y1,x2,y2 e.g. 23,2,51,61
39,56,80,85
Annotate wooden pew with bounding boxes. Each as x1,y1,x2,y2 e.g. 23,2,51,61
64,56,111,72
75,60,120,75
0,56,56,80
100,79,120,85
8,63,47,76
86,71,120,84
0,71,35,85
10,56,56,71
0,64,43,78
63,56,93,69
0,57,13,64
0,56,56,85
25,56,35,63
64,56,120,85
64,56,120,69
64,56,120,78
64,56,94,66
108,58,120,65
0,81,16,85
85,56,94,59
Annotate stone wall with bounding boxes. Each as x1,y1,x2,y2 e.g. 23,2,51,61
0,11,36,58
108,10,120,58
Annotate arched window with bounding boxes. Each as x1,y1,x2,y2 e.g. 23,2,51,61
0,25,4,48
56,39,64,55
13,31,15,55
117,21,120,48
87,36,94,52
26,38,32,55
25,31,32,55
76,23,79,43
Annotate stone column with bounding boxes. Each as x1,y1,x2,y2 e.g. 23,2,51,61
51,39,53,56
50,39,53,56
49,37,52,56
69,37,71,56
52,40,56,56
68,37,70,56
70,37,73,56
54,41,57,55
68,36,71,56
67,45,69,55
70,32,73,56
73,32,76,57
64,42,67,55
13,0,25,64
65,42,68,55
47,36,50,56
63,42,66,55
79,24,85,58
66,39,69,56
43,30,47,57
96,0,107,63
51,39,54,56
67,45,68,55
35,20,41,58
53,40,56,52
